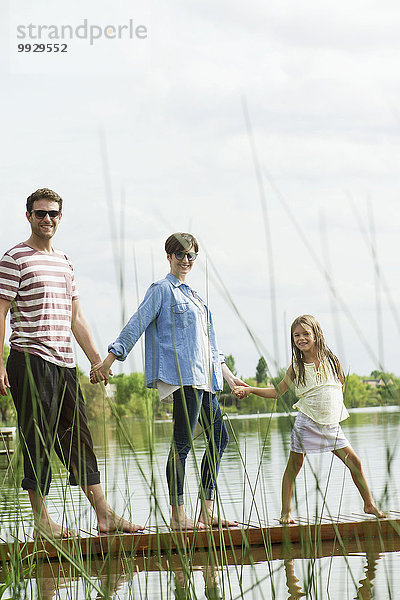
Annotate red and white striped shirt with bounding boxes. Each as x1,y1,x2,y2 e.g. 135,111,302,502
0,243,79,367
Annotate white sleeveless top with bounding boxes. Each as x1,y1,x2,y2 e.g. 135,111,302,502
293,358,349,425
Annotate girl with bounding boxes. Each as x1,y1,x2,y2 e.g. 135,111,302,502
234,314,385,524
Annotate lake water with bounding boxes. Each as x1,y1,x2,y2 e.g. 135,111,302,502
0,407,399,599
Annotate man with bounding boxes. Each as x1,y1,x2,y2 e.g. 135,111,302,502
0,188,143,538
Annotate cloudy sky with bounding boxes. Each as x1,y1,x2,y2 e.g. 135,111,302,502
1,0,399,379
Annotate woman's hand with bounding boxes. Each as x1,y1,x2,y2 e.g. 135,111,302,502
233,386,251,399
221,363,249,391
90,362,112,385
90,354,115,386
231,376,248,388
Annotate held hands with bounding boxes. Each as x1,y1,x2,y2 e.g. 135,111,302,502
0,365,10,396
221,363,249,392
233,385,251,399
231,376,248,389
90,360,113,386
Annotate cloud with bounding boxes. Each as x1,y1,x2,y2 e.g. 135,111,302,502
1,0,400,377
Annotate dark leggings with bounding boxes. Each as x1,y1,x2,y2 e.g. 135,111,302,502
7,349,100,495
166,386,229,506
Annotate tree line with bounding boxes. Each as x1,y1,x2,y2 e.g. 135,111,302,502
220,356,400,415
1,349,399,423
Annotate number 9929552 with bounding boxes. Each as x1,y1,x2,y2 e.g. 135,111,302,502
17,43,68,52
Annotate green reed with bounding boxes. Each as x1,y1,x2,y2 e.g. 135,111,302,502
0,126,398,598
0,391,398,599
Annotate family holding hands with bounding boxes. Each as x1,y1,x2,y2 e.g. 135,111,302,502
0,188,384,540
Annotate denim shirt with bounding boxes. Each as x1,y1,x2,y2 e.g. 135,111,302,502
108,273,224,391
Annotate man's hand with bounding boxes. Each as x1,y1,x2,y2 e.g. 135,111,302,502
0,298,11,396
90,363,113,386
0,364,10,396
90,355,115,386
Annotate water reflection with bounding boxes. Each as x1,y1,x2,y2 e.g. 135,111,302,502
0,409,399,598
0,549,387,600
282,552,381,600
25,559,132,600
174,565,222,600
284,560,306,599
354,553,380,600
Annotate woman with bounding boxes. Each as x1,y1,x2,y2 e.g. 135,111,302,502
92,233,244,530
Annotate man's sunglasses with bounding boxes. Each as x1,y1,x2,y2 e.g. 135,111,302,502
30,210,61,219
174,251,198,261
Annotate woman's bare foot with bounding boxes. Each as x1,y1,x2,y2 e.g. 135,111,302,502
364,504,386,519
200,500,238,528
170,515,207,531
170,505,207,531
199,512,237,528
279,513,295,525
97,509,144,534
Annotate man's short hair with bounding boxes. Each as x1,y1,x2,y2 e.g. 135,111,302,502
165,233,199,255
26,188,63,213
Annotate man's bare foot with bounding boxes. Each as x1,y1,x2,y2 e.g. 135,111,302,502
171,515,207,531
279,513,295,525
364,504,386,519
199,511,238,529
97,509,144,534
28,490,77,540
33,519,77,540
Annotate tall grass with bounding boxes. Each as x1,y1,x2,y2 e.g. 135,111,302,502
0,391,398,599
0,127,398,599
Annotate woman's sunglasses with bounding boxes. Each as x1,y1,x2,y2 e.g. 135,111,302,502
30,210,61,219
174,251,198,261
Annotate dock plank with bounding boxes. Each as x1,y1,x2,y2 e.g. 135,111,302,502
0,516,398,563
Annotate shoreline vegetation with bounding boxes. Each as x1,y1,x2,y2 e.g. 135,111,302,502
0,354,398,599
2,349,399,424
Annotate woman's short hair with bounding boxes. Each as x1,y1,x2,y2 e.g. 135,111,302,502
165,233,199,255
26,188,63,213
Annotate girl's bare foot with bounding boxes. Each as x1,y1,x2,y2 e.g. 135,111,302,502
279,513,295,525
170,514,207,531
97,509,144,534
364,504,386,519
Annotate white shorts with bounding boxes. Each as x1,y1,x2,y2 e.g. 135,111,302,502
290,411,349,454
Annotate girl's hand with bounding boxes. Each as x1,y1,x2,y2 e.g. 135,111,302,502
233,386,251,399
221,363,249,390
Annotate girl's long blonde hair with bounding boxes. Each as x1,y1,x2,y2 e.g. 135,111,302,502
290,315,341,386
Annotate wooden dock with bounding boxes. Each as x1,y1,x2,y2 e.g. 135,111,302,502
0,514,399,564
